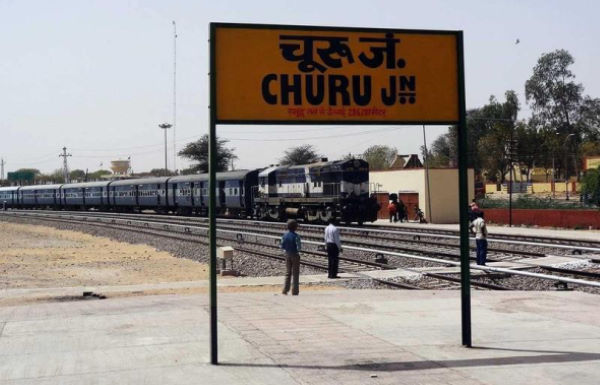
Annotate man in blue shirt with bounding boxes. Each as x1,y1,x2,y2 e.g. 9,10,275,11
281,219,301,295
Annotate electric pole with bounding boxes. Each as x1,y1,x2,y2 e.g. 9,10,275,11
158,123,172,176
0,158,5,181
172,20,178,174
59,147,72,183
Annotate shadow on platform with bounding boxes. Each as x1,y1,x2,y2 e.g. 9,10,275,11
219,346,600,372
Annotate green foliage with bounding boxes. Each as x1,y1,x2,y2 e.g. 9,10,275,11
279,144,322,166
422,131,454,168
69,169,86,181
148,168,177,177
180,167,200,175
479,196,592,210
362,145,397,171
581,166,600,206
428,49,600,184
36,169,65,184
525,50,582,132
178,135,237,173
88,169,112,180
15,168,41,175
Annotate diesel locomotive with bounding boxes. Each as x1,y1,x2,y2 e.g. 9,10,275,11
0,158,379,224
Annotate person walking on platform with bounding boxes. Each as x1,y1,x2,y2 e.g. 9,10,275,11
471,211,488,265
324,219,342,278
388,201,397,223
281,219,301,295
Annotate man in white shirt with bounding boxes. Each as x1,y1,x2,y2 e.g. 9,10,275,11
324,219,342,278
471,211,488,266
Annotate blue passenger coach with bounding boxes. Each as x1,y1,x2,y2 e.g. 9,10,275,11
0,186,19,209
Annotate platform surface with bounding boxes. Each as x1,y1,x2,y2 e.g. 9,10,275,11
1,289,599,385
369,219,600,242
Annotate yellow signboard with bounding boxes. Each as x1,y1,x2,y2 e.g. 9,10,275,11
212,23,460,124
584,156,600,170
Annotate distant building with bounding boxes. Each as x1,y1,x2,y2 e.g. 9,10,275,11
110,160,131,176
370,168,475,224
389,154,423,170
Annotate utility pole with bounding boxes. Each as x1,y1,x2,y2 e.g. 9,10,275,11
172,21,178,174
422,125,433,223
0,158,5,181
59,147,72,183
158,123,172,176
507,133,518,227
508,129,513,227
563,133,575,201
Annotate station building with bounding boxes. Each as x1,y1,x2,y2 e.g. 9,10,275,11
369,167,475,224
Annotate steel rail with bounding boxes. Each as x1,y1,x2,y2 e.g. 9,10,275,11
3,210,600,289
1,212,508,291
6,209,600,253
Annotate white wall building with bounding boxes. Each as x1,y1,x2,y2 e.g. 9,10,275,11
370,168,475,224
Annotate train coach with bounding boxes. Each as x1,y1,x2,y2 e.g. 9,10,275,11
62,181,111,210
0,186,19,209
167,170,259,216
109,177,170,212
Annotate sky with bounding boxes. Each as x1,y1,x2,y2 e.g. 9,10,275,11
1,0,599,175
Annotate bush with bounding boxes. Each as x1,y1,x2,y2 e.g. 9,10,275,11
479,195,596,210
581,166,600,206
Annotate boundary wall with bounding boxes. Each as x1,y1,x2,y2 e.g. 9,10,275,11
484,208,600,229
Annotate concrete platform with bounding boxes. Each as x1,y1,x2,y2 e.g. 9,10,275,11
1,289,599,384
369,219,600,242
0,274,357,305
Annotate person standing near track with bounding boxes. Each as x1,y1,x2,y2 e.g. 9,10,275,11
281,219,301,295
324,218,342,278
388,200,397,223
471,211,488,265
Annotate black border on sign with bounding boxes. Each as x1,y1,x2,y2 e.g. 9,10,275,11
211,22,462,126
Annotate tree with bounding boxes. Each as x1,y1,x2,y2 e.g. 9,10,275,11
513,122,541,182
362,145,397,171
88,169,112,180
577,96,600,143
525,50,583,133
581,166,600,206
467,91,520,183
15,168,41,176
178,135,237,173
69,169,86,182
148,168,176,177
525,49,584,179
421,132,453,168
279,144,321,165
37,169,65,184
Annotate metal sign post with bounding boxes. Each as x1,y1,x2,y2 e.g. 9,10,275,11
456,31,471,347
208,22,472,363
208,25,218,365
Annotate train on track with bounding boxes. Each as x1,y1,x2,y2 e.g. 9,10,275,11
0,158,380,224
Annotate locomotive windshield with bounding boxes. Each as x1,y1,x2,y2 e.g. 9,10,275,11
341,160,369,184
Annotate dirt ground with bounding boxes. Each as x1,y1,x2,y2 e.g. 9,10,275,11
0,222,211,289
0,222,337,305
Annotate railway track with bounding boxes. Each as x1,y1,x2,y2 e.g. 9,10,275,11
7,209,599,255
0,210,516,291
2,209,599,290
